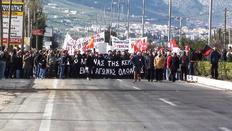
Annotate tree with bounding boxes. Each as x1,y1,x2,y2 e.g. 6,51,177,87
25,0,47,49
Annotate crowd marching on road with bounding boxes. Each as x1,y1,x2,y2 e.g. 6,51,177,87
0,46,232,82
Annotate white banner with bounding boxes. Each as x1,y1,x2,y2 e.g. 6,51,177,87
111,36,129,52
63,32,106,55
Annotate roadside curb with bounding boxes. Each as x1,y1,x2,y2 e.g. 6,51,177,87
187,75,232,90
0,79,34,90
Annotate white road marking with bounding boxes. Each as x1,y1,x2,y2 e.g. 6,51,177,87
190,83,222,91
53,79,58,89
159,98,177,107
132,86,141,90
39,80,57,131
117,79,123,82
219,127,232,131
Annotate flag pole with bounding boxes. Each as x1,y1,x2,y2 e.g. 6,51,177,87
142,0,145,37
127,0,130,39
168,0,172,42
208,0,213,45
7,0,13,49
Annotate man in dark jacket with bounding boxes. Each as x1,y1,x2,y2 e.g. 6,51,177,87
180,52,189,81
72,50,82,78
0,49,6,79
131,52,144,82
171,53,179,82
85,51,94,80
210,47,221,79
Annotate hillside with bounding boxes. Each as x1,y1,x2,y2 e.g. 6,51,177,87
44,0,231,30
65,0,230,25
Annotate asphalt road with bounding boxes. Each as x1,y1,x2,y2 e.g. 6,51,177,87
0,79,232,131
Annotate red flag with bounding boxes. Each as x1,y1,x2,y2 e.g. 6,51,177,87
171,39,178,47
87,36,94,49
202,45,213,57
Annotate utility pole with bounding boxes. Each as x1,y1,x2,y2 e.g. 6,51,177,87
7,0,13,49
168,0,172,42
208,0,213,45
224,8,227,48
229,28,231,45
110,0,114,36
142,0,145,37
127,0,130,39
179,17,182,44
22,0,25,52
27,6,31,49
0,0,3,49
117,0,120,35
35,10,39,50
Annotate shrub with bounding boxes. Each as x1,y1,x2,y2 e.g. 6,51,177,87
196,61,232,80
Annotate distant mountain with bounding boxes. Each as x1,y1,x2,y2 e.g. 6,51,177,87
65,0,231,25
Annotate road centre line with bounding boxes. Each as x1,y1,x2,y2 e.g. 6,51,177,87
159,98,177,107
219,127,232,131
133,86,141,90
39,80,57,131
117,79,141,90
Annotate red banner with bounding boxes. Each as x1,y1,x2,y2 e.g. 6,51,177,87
32,29,45,36
1,38,22,45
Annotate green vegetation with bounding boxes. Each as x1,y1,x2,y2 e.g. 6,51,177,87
178,38,206,50
26,0,47,49
196,61,232,81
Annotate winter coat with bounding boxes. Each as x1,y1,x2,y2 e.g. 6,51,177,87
154,56,164,69
210,50,221,64
131,55,144,69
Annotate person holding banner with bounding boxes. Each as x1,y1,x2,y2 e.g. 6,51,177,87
131,52,145,83
85,51,94,80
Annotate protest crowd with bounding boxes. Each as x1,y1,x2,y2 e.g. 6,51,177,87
1,45,231,82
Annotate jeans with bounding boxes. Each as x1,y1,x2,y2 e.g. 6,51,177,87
58,65,65,79
16,70,21,79
39,68,46,79
181,66,187,81
166,68,171,80
35,65,41,78
0,60,6,79
189,63,195,75
24,68,32,79
211,63,219,79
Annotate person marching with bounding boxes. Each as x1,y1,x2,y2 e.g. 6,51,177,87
131,52,145,83
85,51,94,80
154,51,165,82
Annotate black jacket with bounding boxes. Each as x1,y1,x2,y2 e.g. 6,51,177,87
210,50,221,64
